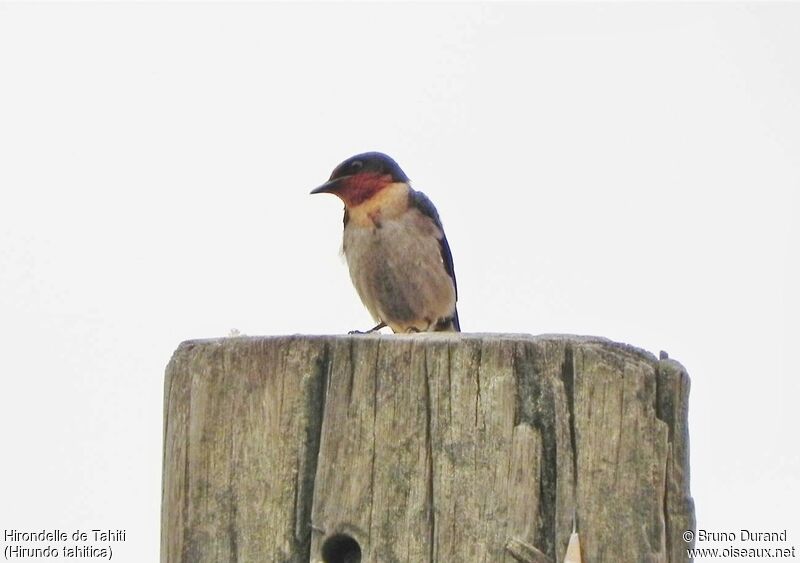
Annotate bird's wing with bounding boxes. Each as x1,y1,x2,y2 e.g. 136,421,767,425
408,190,458,301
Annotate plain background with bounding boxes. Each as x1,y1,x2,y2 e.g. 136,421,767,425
1,3,797,561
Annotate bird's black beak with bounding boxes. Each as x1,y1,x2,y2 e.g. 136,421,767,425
310,176,348,195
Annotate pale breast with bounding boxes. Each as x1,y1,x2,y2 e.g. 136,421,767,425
343,208,456,332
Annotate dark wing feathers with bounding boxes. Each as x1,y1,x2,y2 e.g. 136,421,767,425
409,190,460,330
408,190,458,299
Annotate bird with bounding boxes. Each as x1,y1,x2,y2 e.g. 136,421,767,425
311,152,460,334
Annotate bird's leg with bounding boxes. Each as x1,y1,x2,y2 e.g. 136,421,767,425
348,322,386,335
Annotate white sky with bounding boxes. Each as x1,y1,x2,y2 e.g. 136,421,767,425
1,3,798,561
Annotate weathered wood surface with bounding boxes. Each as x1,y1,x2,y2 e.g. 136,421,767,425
161,334,694,563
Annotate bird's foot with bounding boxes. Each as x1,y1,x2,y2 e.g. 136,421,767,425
348,322,386,335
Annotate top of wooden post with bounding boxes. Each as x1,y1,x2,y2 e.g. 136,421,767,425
162,333,694,563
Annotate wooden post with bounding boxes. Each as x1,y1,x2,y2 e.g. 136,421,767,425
161,334,694,562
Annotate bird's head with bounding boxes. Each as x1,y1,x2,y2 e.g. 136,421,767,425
311,152,410,207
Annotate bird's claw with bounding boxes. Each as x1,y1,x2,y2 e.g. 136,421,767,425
348,322,386,335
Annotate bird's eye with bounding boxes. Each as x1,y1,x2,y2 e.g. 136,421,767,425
350,160,363,172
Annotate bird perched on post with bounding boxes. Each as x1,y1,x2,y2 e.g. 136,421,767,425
311,152,460,334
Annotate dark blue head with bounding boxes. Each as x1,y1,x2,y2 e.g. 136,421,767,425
311,152,411,207
328,152,410,184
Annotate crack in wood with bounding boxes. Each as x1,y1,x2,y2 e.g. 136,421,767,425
161,335,693,563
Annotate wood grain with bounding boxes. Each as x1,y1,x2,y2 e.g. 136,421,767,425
161,334,694,562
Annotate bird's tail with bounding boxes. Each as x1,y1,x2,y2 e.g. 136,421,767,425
435,309,460,332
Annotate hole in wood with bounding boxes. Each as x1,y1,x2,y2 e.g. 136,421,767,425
321,533,362,563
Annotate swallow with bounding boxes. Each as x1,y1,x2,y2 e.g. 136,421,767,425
311,152,460,333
